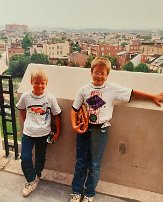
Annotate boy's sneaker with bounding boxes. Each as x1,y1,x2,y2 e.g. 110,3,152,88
22,179,38,197
70,193,81,202
82,196,94,202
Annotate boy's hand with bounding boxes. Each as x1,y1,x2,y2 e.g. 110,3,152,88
152,93,163,106
50,133,60,142
73,122,87,134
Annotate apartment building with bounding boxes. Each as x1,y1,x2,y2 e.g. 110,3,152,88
141,42,163,55
88,44,100,56
43,41,70,63
88,44,125,57
8,47,24,59
80,42,89,54
7,42,24,60
129,44,142,53
5,24,28,32
30,44,43,55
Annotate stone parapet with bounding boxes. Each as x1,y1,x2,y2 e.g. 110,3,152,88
17,64,163,195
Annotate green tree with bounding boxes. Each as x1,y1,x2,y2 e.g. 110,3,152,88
22,34,33,52
31,53,49,64
121,42,128,47
56,59,68,66
103,55,118,69
70,42,81,53
6,55,30,77
144,35,152,41
123,62,134,71
84,54,95,68
0,36,8,43
134,63,150,73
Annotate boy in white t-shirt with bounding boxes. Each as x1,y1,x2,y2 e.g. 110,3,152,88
16,68,61,197
70,57,163,202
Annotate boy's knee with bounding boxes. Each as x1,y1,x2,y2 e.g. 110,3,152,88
91,162,101,170
20,153,32,162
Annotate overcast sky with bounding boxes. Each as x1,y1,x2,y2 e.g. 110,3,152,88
0,0,163,30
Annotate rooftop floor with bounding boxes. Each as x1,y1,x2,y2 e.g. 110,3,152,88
0,151,163,202
0,151,131,202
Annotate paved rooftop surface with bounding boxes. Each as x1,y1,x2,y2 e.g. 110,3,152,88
0,151,163,202
0,150,135,202
0,170,133,202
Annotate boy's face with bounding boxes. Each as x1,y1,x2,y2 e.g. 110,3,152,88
91,65,108,86
31,76,47,96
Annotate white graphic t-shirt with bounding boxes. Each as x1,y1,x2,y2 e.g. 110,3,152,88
16,91,61,137
73,82,132,127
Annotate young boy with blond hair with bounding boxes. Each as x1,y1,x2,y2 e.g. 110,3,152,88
70,57,163,202
16,68,61,196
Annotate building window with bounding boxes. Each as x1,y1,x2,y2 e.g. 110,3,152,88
60,51,62,54
52,47,54,50
57,51,59,54
57,46,59,49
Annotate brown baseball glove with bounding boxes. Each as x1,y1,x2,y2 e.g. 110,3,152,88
76,104,88,131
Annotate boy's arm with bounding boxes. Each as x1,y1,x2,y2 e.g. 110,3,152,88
71,108,87,134
51,113,61,142
19,109,26,122
18,109,26,134
132,90,163,106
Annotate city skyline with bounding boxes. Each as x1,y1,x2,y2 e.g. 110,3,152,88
0,0,163,30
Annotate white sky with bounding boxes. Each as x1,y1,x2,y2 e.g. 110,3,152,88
0,0,163,30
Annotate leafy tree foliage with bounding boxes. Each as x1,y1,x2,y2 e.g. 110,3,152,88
84,54,95,68
123,62,134,71
56,59,68,66
134,63,150,73
5,55,30,77
22,34,33,52
144,35,152,41
103,55,117,69
31,53,49,64
0,36,8,43
70,42,81,53
123,62,150,73
5,53,49,78
121,42,128,47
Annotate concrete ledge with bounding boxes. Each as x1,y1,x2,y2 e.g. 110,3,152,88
1,151,163,202
16,64,163,197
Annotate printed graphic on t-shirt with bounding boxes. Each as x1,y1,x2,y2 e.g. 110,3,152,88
86,91,105,123
27,102,50,123
30,106,46,114
86,94,106,110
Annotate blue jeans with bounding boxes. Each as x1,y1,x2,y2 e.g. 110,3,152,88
21,134,48,183
72,124,109,197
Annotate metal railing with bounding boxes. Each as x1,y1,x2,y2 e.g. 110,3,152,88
0,75,18,159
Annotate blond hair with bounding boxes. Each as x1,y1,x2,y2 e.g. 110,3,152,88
91,57,111,74
31,68,48,82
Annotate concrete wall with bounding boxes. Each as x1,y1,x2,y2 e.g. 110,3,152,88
17,64,163,194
